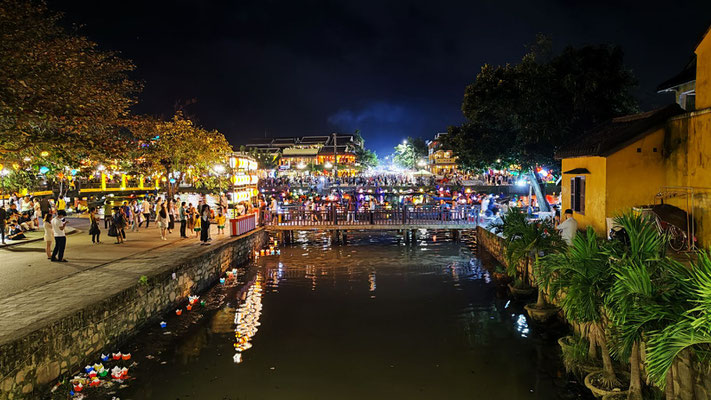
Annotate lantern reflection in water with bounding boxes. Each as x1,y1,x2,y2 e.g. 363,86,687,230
233,274,264,363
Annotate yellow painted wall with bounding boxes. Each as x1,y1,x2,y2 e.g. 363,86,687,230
605,127,667,218
665,110,711,247
695,30,711,109
561,157,607,234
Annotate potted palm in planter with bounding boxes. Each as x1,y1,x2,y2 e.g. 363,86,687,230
645,250,711,398
521,218,566,322
604,212,686,400
495,211,537,298
539,227,627,397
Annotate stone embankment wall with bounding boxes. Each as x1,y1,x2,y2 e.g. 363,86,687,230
476,226,711,400
0,229,267,399
476,226,533,279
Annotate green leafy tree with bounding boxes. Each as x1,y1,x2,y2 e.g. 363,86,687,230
446,35,637,172
144,113,233,195
353,132,378,169
0,0,140,166
393,137,427,169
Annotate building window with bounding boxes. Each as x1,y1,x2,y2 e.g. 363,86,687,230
570,176,585,215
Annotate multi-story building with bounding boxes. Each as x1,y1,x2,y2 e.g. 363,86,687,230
427,132,458,175
243,134,360,172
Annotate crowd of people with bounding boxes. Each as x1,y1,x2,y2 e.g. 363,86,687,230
0,192,261,262
260,174,439,189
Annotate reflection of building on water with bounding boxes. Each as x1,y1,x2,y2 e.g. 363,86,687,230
233,274,264,364
210,305,237,334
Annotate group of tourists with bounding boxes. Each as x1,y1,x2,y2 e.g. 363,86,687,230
0,198,69,261
93,196,227,245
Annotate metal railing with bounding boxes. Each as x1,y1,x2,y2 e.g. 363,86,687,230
262,205,480,227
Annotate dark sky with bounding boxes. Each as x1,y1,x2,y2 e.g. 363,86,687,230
50,0,711,155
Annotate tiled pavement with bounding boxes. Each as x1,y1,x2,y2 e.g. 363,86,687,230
0,222,234,346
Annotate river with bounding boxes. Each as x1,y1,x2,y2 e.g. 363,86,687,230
64,230,591,399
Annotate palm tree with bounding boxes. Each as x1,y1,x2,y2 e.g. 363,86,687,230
645,251,711,391
539,227,619,387
605,212,692,400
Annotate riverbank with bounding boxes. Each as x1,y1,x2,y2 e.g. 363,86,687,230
0,226,267,399
475,225,711,400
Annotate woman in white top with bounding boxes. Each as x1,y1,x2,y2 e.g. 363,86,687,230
43,212,54,259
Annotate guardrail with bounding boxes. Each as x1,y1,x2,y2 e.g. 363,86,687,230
262,205,480,227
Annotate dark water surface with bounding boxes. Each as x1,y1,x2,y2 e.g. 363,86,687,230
81,231,591,400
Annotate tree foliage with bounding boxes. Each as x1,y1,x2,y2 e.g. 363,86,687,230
0,0,140,166
445,35,638,172
143,113,233,194
353,132,378,169
393,137,427,169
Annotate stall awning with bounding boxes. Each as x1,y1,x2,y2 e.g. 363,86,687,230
563,168,591,175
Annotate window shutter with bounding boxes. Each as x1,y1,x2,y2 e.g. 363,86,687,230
570,178,576,211
579,177,586,215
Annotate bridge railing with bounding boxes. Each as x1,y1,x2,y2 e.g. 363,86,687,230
262,205,480,227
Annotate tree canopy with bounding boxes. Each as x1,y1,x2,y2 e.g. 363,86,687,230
445,35,638,172
393,137,427,170
353,132,378,169
0,0,140,167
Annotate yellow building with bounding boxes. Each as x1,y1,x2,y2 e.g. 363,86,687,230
427,132,458,175
556,25,711,247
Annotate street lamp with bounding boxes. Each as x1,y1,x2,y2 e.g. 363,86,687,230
324,161,333,169
417,159,427,168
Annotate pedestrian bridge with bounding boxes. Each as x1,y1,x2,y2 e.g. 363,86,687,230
262,206,481,231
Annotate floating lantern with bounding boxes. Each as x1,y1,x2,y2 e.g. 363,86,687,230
433,235,437,242
93,363,103,371
220,277,226,284
187,304,193,311
276,249,281,255
101,354,109,362
84,365,94,373
88,370,97,378
121,367,129,378
176,309,182,316
98,368,108,377
189,295,199,305
122,353,131,361
160,321,167,329
89,378,100,387
111,366,123,379
112,352,122,360
73,383,83,392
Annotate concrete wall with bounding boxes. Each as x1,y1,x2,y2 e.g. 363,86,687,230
0,229,267,399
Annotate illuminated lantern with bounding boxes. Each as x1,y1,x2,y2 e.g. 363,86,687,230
229,156,237,169
112,353,121,360
187,304,193,311
40,151,49,157
101,354,109,362
122,353,131,360
176,309,182,316
160,321,167,328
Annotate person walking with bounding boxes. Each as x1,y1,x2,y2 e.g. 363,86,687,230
103,200,113,229
200,204,211,245
50,210,68,262
42,212,54,257
187,203,195,237
156,203,168,240
140,197,151,227
167,198,175,234
216,210,226,235
89,207,101,244
179,202,187,238
129,200,139,232
192,208,201,238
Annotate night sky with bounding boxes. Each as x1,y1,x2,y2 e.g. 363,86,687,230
49,0,711,155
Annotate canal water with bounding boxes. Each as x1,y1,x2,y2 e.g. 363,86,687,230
66,231,591,399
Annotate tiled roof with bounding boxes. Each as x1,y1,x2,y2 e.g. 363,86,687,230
554,104,685,159
657,57,696,92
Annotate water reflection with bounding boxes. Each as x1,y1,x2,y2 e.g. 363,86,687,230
109,231,590,400
233,274,263,363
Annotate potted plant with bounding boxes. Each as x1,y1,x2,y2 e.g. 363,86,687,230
495,210,536,297
522,218,566,322
539,227,627,397
645,250,711,397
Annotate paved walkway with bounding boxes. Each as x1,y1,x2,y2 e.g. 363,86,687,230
0,220,241,345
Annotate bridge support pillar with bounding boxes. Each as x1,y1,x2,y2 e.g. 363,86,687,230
451,229,460,242
411,229,417,242
342,231,348,245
